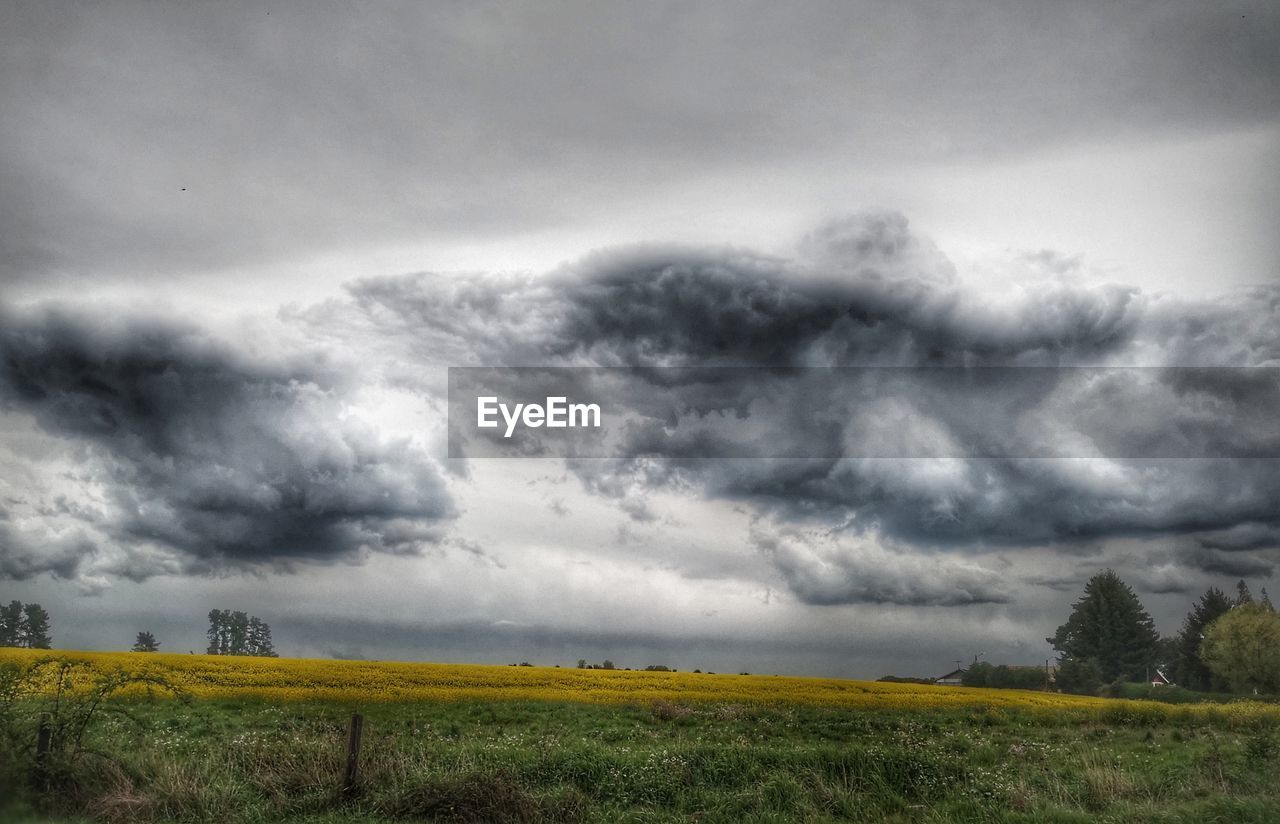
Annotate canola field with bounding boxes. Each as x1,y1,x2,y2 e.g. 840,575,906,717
2,647,1277,724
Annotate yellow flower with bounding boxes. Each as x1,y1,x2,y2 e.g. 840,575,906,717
2,647,1275,724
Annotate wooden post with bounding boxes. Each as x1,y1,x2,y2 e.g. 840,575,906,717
33,712,52,788
36,712,52,756
343,712,363,794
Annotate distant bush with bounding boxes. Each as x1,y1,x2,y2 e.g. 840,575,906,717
960,662,1049,690
877,676,936,685
1113,681,1280,705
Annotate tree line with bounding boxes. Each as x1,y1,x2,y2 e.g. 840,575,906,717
133,610,278,656
1050,570,1278,695
1,602,277,658
960,662,1048,690
205,609,277,657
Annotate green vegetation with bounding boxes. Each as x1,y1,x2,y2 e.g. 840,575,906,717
4,574,1280,821
4,690,1280,823
960,663,1048,691
1172,587,1234,692
1202,604,1280,695
1049,571,1159,691
205,610,277,658
0,600,53,650
131,632,161,654
1110,682,1278,706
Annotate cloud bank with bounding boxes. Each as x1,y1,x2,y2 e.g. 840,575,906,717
3,212,1278,608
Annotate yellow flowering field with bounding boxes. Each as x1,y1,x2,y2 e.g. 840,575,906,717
2,647,1276,724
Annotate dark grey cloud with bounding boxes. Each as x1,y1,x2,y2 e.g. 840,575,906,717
1023,574,1086,593
749,524,1010,607
1196,523,1280,552
0,521,92,581
313,212,1280,605
4,212,1277,609
1180,547,1276,579
545,215,1144,367
0,305,455,579
338,212,1160,373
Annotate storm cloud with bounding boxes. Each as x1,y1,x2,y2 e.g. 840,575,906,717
0,306,455,582
0,216,1275,671
292,212,1280,601
6,213,1275,606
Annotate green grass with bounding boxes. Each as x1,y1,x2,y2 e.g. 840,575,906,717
3,697,1280,823
1109,682,1279,706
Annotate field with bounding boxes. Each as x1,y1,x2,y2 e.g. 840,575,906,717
2,650,1280,823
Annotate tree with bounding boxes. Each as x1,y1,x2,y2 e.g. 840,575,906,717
1201,603,1280,694
1049,570,1159,683
1055,657,1104,695
246,617,277,657
961,662,994,687
1172,586,1234,691
207,609,226,655
205,609,276,656
0,601,52,648
960,662,1046,690
132,631,160,652
1236,580,1254,606
0,600,24,647
22,603,51,649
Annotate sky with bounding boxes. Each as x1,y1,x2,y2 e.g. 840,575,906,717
1,0,1278,678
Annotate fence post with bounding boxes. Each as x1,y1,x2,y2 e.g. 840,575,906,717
343,712,364,795
32,712,52,788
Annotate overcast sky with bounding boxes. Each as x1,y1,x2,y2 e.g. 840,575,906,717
1,1,1278,678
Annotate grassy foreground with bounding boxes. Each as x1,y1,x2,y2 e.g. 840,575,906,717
2,650,1279,823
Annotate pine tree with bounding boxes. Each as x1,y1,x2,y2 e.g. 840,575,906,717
1049,570,1160,683
1172,587,1233,691
1236,580,1254,605
132,631,160,652
22,603,52,649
